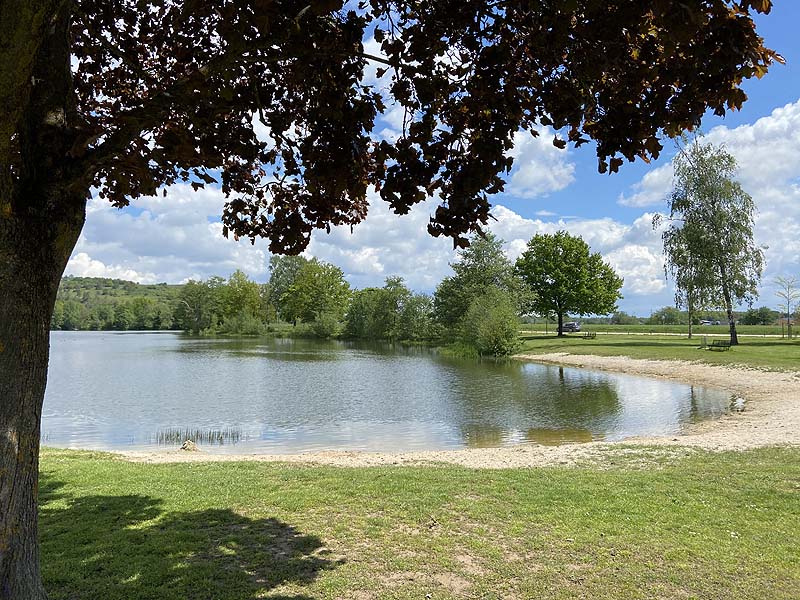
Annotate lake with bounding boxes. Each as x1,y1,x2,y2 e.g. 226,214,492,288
42,331,733,453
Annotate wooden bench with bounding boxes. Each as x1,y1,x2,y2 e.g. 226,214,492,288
582,331,597,340
709,339,731,351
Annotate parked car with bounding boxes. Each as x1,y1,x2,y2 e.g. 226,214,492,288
559,321,581,333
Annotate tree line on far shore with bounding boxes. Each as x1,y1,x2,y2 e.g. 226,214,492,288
52,231,624,356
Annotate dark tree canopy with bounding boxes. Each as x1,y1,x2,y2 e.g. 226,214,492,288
3,1,782,252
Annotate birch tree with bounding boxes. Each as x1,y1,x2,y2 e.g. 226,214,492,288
658,211,717,339
660,139,764,345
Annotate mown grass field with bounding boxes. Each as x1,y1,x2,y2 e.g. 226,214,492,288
40,447,800,599
519,322,796,336
517,332,800,371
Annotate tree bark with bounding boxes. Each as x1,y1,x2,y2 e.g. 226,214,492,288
0,4,84,594
0,194,85,599
719,265,739,346
557,311,564,337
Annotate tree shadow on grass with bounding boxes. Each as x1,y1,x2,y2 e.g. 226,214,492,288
39,475,341,600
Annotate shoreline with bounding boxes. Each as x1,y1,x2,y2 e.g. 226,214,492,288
118,353,800,468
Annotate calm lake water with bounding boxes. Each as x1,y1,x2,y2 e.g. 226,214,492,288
43,331,733,453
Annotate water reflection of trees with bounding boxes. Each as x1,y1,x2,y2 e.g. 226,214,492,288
460,425,508,449
452,361,622,448
177,337,344,362
524,427,598,446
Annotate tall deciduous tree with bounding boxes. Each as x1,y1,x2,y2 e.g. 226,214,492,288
174,279,220,334
775,276,799,338
515,232,623,336
660,139,764,345
344,277,414,340
220,270,262,321
281,259,351,325
658,214,718,339
0,1,781,595
268,255,309,320
433,232,524,332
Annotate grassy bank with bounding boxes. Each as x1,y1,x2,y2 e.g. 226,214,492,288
40,447,799,599
518,332,800,371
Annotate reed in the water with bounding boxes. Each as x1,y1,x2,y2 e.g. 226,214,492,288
153,427,245,446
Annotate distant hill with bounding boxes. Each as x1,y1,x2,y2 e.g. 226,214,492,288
53,276,184,331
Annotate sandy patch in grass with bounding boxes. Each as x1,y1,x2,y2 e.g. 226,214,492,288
119,354,800,468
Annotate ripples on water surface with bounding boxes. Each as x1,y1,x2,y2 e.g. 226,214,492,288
43,332,732,453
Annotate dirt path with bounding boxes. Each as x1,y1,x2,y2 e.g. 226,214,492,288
120,353,800,468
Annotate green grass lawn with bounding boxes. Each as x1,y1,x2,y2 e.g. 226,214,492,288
517,332,800,371
40,447,800,599
519,323,796,336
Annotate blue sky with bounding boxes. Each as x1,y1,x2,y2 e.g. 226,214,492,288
68,4,800,316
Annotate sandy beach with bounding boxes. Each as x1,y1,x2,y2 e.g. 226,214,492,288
120,353,800,468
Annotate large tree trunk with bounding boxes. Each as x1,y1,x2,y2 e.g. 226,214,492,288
0,196,85,600
557,311,564,337
0,3,83,595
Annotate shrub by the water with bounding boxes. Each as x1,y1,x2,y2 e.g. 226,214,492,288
461,287,520,357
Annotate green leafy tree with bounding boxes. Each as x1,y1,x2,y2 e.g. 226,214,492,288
345,277,413,340
113,303,134,331
396,293,436,341
0,0,781,594
461,287,520,357
51,301,65,330
344,287,384,339
89,303,116,330
260,283,278,324
220,270,262,322
282,259,351,326
311,309,343,338
739,306,777,326
174,280,218,335
610,311,640,325
268,256,309,320
152,303,174,330
647,306,686,326
660,139,764,345
434,232,524,333
658,211,718,338
61,300,87,330
379,277,413,340
515,232,623,336
131,297,157,330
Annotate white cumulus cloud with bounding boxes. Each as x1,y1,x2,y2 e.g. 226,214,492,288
507,129,576,198
72,184,270,283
